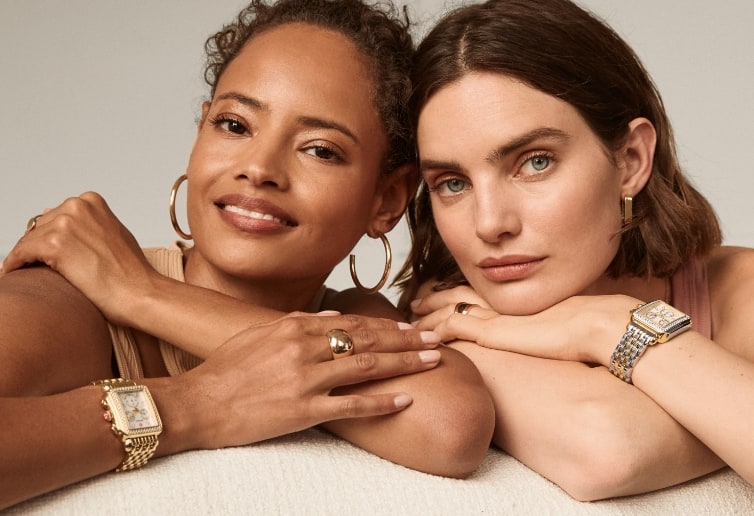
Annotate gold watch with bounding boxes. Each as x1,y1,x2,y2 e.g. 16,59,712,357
609,300,692,383
94,378,163,471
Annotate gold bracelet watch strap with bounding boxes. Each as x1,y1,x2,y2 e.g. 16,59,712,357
94,378,163,472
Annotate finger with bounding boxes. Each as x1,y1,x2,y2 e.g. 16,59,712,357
434,313,488,345
314,391,414,421
312,349,442,389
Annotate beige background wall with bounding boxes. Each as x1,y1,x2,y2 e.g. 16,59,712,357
1,1,752,300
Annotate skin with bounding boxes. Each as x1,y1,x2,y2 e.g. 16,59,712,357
0,24,494,509
411,72,754,499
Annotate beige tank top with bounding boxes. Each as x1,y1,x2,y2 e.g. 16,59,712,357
670,257,712,339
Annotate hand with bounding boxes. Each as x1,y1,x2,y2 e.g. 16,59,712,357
180,312,443,448
409,283,488,322
414,294,640,366
1,192,157,325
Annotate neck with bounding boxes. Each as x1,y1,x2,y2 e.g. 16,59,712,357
584,274,670,303
182,249,328,313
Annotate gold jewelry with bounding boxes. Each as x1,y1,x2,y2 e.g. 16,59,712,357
454,302,477,315
621,196,633,225
94,378,163,471
327,329,354,359
25,214,43,233
609,300,691,383
169,174,192,240
349,233,392,294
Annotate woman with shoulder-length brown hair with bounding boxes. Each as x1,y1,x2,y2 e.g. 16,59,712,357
399,0,754,501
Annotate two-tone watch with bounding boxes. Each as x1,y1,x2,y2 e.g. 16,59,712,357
94,378,163,471
609,300,692,384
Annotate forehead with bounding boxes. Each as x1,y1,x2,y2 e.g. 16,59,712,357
418,73,598,148
216,23,377,115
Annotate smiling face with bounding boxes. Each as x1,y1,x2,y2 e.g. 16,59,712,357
418,73,627,315
183,23,393,307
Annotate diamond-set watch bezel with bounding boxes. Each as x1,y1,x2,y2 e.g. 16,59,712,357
631,300,691,343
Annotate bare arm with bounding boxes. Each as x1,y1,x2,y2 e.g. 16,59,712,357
2,194,495,478
411,284,728,500
1,266,467,508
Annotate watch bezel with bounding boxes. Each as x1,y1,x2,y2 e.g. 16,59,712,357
631,300,691,343
105,384,163,436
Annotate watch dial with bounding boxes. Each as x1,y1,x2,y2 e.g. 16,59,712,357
117,390,157,429
642,303,682,330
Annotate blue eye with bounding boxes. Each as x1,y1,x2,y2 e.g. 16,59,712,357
445,178,467,193
523,153,553,175
428,177,469,197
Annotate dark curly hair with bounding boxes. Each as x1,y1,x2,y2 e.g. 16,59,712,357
203,0,415,174
395,0,721,311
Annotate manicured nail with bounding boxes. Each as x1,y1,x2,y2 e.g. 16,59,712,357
394,394,412,408
418,349,441,364
397,322,413,330
419,331,440,344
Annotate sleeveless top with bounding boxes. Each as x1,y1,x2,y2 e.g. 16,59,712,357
670,257,712,339
108,245,328,380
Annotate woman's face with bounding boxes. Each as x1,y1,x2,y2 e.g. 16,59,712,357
417,73,624,315
184,23,391,297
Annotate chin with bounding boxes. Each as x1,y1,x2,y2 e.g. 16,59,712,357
483,289,566,316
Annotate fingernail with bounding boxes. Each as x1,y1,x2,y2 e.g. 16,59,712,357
394,394,412,409
410,299,421,307
397,322,413,330
419,331,440,344
418,349,441,364
315,310,340,316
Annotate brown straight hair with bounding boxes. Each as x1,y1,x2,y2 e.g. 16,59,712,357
395,0,720,311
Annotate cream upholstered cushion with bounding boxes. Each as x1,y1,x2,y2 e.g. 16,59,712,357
9,428,753,515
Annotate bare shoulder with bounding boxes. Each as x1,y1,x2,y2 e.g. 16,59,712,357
322,287,404,321
705,246,754,358
0,266,112,394
706,246,754,293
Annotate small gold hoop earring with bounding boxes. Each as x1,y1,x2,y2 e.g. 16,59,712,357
169,174,192,240
350,233,392,295
621,196,633,225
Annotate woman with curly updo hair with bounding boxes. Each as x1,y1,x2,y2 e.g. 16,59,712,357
0,0,494,508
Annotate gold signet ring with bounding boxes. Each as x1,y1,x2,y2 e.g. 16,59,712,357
327,329,354,359
26,214,43,233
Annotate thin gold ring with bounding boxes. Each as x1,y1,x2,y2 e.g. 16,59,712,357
26,214,43,233
327,329,354,359
454,302,478,315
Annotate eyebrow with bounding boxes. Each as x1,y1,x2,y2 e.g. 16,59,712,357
420,127,570,174
485,127,570,163
213,92,358,144
297,116,358,144
214,91,268,111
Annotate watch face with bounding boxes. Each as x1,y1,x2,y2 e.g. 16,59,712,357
110,387,161,433
633,300,691,340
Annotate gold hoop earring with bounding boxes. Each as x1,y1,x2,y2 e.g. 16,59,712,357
350,233,392,295
169,174,192,240
621,196,633,225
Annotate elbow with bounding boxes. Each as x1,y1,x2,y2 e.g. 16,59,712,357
548,408,648,501
420,385,495,479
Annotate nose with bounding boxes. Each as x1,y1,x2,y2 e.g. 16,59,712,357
473,178,522,243
235,133,289,190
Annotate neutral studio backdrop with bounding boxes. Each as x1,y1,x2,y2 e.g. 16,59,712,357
1,0,753,301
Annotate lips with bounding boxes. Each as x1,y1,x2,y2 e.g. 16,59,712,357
477,255,544,282
215,194,298,229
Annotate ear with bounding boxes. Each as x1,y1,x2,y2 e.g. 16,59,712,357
367,163,418,236
618,117,657,196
